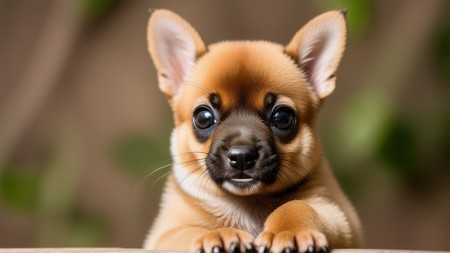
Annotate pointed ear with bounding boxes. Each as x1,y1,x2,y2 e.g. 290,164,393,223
285,10,347,99
147,9,206,98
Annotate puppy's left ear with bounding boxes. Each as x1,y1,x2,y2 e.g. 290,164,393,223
147,9,206,98
286,10,347,99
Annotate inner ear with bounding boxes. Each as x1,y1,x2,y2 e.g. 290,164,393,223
285,10,347,99
147,9,206,98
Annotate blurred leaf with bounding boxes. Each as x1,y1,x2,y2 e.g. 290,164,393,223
113,134,169,174
375,115,419,180
334,168,358,199
318,0,372,36
38,150,80,217
68,211,107,247
0,168,40,212
36,120,83,247
442,112,450,161
81,0,121,18
435,22,450,80
334,89,392,166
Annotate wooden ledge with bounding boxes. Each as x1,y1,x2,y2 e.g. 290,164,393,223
0,249,448,253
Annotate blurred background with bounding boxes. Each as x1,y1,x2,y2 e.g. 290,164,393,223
0,0,449,250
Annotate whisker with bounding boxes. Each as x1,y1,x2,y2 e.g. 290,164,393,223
150,170,172,189
178,162,206,186
134,151,206,181
194,164,211,199
144,158,207,195
135,157,208,195
140,158,204,184
139,163,174,183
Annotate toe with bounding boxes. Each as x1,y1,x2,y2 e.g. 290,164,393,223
236,230,255,253
219,229,240,253
202,231,224,253
271,231,296,253
254,231,274,253
295,231,314,253
310,231,328,252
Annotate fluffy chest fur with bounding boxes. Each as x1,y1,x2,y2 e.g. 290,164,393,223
173,162,270,236
201,195,276,236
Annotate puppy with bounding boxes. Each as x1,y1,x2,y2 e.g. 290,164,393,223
144,9,362,253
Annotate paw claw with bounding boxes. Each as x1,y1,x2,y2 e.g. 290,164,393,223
256,230,329,253
193,228,254,253
283,247,295,253
212,246,222,253
319,246,330,253
230,242,240,253
245,243,255,253
258,245,268,253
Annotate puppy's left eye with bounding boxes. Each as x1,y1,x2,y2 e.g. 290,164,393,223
271,106,296,130
193,106,217,143
193,106,216,130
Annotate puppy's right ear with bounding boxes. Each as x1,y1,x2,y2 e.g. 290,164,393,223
147,10,206,98
285,10,347,100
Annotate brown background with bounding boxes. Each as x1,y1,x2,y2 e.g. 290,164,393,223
0,0,449,250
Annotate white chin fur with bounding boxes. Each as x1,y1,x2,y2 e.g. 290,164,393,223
222,181,263,196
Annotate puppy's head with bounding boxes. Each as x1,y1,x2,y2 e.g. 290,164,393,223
147,10,346,196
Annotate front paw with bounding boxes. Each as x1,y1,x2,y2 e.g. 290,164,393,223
254,230,329,253
193,228,255,253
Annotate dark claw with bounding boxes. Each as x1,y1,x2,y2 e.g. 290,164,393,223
213,246,222,253
245,243,255,253
195,249,204,253
230,242,240,253
258,245,268,253
319,246,330,253
306,245,314,253
283,247,295,253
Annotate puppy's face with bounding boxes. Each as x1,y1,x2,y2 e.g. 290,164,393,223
147,10,346,196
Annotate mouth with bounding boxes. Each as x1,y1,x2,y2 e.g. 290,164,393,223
222,176,262,196
230,177,256,183
230,177,254,183
225,175,259,192
228,172,257,185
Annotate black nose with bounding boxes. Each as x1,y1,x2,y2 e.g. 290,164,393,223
227,146,258,171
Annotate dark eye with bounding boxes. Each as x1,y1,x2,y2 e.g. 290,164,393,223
271,106,296,130
193,106,216,130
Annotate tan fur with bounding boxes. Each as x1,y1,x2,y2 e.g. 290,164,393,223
144,9,362,253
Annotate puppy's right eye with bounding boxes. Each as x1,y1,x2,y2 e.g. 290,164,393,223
271,106,296,131
193,106,216,130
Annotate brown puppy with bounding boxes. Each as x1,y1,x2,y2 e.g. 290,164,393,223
143,9,362,253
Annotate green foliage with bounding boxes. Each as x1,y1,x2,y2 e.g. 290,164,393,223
335,89,392,163
68,211,108,247
442,112,450,160
0,168,40,212
113,133,169,174
435,22,450,80
375,116,420,181
333,168,359,199
36,208,108,247
81,0,122,18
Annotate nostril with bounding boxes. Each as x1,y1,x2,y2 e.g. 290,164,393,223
227,146,258,171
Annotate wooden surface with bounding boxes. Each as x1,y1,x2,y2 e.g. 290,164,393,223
0,249,448,253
